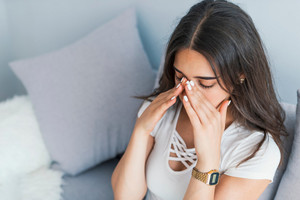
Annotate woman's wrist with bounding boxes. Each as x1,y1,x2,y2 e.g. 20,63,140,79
195,159,220,172
133,124,152,137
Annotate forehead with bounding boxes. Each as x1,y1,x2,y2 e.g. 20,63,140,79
174,48,216,76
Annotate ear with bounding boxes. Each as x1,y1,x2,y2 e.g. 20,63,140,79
239,74,245,79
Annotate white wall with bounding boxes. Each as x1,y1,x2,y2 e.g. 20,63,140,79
234,0,300,104
0,0,16,100
136,0,300,104
0,0,299,104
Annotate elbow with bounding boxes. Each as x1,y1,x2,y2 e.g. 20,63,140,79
111,173,129,200
111,169,148,200
111,170,118,193
111,177,122,200
111,178,147,200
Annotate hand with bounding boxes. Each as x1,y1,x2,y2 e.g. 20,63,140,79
135,80,185,134
180,77,231,165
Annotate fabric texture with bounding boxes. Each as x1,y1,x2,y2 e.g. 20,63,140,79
258,102,296,200
137,98,280,200
274,89,300,200
0,95,63,200
61,157,119,200
9,7,156,176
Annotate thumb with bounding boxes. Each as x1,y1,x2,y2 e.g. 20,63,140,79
219,100,231,130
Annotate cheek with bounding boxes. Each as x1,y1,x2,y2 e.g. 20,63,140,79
204,93,218,107
204,89,229,108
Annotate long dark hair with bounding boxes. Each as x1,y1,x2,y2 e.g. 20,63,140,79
132,0,288,168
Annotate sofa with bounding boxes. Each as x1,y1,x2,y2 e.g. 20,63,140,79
56,100,300,200
1,0,299,200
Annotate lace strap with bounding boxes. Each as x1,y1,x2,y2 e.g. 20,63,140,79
168,131,197,169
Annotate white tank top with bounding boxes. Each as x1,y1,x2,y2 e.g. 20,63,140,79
137,98,280,200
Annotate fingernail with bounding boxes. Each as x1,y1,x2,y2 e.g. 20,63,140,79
228,100,231,106
187,84,192,91
171,96,176,100
176,83,181,88
184,95,188,102
180,77,184,82
190,80,194,87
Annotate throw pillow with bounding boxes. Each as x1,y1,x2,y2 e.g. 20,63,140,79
274,89,300,199
153,44,166,90
9,7,156,176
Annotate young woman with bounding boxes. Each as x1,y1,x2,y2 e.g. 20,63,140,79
111,0,288,199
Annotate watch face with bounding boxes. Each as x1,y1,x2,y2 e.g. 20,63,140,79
209,172,220,185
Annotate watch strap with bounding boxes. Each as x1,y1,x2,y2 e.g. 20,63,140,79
192,167,219,185
192,167,208,183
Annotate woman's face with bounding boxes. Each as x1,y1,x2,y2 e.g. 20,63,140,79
174,48,231,110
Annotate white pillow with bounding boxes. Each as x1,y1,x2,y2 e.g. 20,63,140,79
0,95,50,177
0,95,63,200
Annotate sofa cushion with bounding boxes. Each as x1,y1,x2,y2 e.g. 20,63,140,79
9,7,156,176
257,101,296,200
61,156,149,200
153,45,166,90
61,157,119,200
274,89,300,199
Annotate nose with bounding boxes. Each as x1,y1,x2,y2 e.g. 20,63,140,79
181,77,189,85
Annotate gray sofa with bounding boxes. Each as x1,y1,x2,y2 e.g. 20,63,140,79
61,101,298,200
1,0,299,200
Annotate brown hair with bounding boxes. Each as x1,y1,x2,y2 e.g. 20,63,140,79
132,0,288,168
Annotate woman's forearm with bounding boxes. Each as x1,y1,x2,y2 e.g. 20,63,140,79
111,125,151,200
183,160,219,200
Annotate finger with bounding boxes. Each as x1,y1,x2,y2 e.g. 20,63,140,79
153,84,183,111
192,81,218,112
219,100,231,131
169,82,184,101
156,80,183,102
169,77,186,100
183,80,211,124
181,95,202,130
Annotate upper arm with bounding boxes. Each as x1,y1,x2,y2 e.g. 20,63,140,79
214,133,280,199
214,174,271,200
137,99,156,169
142,120,155,195
145,133,155,161
137,99,155,160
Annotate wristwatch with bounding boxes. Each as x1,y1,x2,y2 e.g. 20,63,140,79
192,167,220,186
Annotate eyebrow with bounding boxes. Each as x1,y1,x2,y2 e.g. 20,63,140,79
173,65,219,80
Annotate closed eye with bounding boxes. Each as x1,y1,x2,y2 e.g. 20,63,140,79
175,75,215,89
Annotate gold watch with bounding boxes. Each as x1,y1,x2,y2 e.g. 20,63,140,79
192,167,220,186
